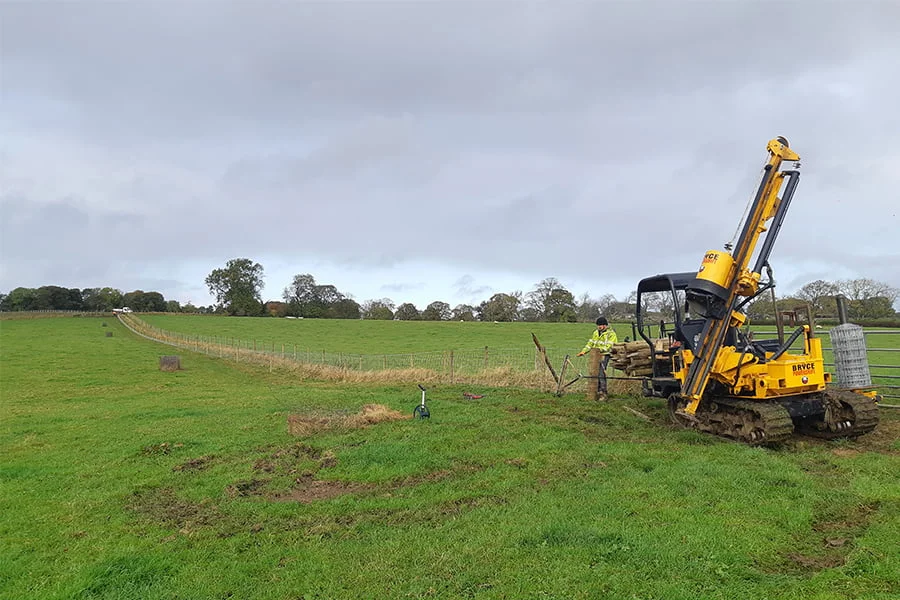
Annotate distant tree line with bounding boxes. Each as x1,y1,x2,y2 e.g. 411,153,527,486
744,278,900,323
637,278,900,326
4,259,898,326
0,286,208,313
200,258,900,324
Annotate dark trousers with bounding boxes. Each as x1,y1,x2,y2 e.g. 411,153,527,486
598,354,611,394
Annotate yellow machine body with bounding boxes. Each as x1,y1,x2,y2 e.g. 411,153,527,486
695,250,734,290
673,327,831,400
635,137,879,443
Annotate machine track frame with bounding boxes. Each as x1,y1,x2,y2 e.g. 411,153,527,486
667,389,879,445
668,394,794,445
794,389,879,439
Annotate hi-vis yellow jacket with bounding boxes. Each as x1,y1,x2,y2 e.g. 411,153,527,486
581,328,618,355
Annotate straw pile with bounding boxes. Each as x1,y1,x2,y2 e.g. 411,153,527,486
287,404,409,436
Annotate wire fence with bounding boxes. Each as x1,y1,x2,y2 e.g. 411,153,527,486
113,313,899,397
116,313,600,391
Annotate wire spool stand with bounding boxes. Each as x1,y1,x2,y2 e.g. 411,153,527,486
829,324,872,389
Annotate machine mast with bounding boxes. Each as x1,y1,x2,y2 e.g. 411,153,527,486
680,137,801,415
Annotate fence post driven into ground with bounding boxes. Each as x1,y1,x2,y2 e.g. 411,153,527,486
586,349,601,402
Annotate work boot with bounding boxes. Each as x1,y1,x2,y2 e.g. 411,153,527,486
597,392,607,401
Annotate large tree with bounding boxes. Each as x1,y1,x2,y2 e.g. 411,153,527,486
361,298,395,320
421,301,451,321
394,303,421,321
850,296,896,320
478,293,520,322
604,296,637,322
836,278,899,319
0,286,84,311
575,293,599,323
31,286,82,310
836,278,898,303
795,280,839,317
122,290,144,311
520,278,577,322
329,298,361,319
545,288,577,322
82,287,123,311
139,291,167,312
2,287,37,311
524,278,567,321
451,304,476,321
205,258,265,316
283,274,319,316
282,273,353,318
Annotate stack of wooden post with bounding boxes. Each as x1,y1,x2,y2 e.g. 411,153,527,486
610,339,672,377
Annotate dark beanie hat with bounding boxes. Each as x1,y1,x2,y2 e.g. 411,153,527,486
596,316,609,326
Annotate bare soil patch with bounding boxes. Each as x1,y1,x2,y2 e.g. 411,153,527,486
765,501,880,575
140,442,184,456
852,409,900,453
233,440,485,505
270,476,375,503
173,455,215,472
789,409,899,455
127,487,221,531
225,478,269,497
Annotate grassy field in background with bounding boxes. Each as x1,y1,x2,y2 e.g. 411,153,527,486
139,315,900,391
139,314,900,353
2,316,899,599
140,315,606,354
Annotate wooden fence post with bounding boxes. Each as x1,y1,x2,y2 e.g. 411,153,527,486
586,348,601,402
450,350,455,384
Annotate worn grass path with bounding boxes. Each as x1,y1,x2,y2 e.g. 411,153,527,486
1,316,898,599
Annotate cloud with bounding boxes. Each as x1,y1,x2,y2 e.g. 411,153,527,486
1,2,898,307
452,275,492,303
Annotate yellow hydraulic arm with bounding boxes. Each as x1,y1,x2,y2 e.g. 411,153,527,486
680,137,801,415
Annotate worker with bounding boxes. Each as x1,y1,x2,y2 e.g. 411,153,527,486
577,316,618,399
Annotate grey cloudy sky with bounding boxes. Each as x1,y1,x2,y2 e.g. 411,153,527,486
2,1,898,309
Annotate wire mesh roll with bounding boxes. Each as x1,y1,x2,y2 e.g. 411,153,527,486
829,324,872,388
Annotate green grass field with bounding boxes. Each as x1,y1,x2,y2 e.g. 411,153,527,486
1,316,898,599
